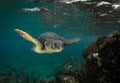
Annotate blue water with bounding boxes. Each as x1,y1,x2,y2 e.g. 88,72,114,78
0,0,119,78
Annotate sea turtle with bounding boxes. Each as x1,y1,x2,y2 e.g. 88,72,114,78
15,29,80,54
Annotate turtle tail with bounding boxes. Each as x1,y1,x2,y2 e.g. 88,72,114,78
65,38,80,46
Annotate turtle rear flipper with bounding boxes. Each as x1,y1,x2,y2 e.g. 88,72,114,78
15,29,42,48
65,38,80,46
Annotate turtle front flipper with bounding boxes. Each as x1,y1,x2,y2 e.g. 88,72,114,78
65,38,80,46
15,29,42,48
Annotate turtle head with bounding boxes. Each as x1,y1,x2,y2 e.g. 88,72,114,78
45,40,64,52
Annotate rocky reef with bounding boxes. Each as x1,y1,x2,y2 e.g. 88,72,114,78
0,68,51,83
78,30,120,83
74,0,120,25
55,31,120,83
32,0,120,26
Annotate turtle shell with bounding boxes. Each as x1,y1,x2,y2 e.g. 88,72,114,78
38,32,65,43
38,32,65,49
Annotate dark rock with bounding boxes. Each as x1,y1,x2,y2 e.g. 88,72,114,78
0,76,10,83
56,75,77,83
91,0,120,3
74,0,120,24
83,36,106,58
56,56,83,76
36,78,47,83
78,31,120,83
16,71,29,83
48,78,56,83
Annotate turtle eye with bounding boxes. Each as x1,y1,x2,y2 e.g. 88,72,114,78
47,40,63,50
51,43,55,49
55,43,58,47
55,41,63,49
52,42,58,49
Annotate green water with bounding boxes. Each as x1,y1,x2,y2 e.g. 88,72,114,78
0,0,119,78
